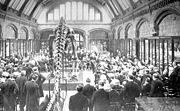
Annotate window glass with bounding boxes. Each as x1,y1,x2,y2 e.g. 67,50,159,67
117,0,129,10
20,29,27,39
72,2,77,20
66,2,71,20
77,2,83,20
122,0,130,9
60,4,65,19
133,0,139,3
174,39,180,59
108,0,118,15
0,0,6,4
89,7,94,20
159,14,180,36
95,12,101,21
26,2,37,15
48,11,53,21
16,0,25,11
54,8,60,20
4,26,16,39
8,0,16,8
23,1,34,14
47,1,101,21
83,4,89,20
33,6,42,18
11,0,20,9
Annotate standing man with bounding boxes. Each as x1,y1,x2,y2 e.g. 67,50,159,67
82,78,96,111
69,84,88,111
92,81,110,111
149,73,164,97
123,75,140,102
29,67,46,97
15,70,28,111
0,72,19,111
24,74,40,111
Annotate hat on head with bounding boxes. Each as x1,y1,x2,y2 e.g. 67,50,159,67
86,78,91,83
21,70,26,76
110,79,120,86
76,84,84,91
2,72,9,77
13,72,21,77
31,74,38,80
32,67,38,71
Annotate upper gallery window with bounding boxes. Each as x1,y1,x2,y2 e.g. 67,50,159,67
47,1,102,22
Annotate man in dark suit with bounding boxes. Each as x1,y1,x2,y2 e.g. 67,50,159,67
69,84,88,111
15,70,28,111
149,73,164,97
123,75,140,103
92,81,110,111
82,78,96,111
169,60,180,96
24,73,40,111
0,72,19,111
29,67,46,97
109,79,123,111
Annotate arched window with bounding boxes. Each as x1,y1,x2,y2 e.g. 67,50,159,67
29,30,35,40
4,25,17,39
159,14,180,36
20,28,28,39
139,22,151,37
126,25,135,38
4,25,17,57
74,32,84,49
125,24,135,58
47,1,102,22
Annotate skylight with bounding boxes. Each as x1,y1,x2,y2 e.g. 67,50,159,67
117,0,130,10
133,0,139,3
0,0,6,4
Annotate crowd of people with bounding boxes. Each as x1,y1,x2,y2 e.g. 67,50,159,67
0,48,180,111
69,49,180,111
0,53,48,111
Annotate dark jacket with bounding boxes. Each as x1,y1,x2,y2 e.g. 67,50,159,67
15,75,28,106
149,79,164,97
29,73,46,97
141,82,151,96
69,92,88,111
82,84,96,99
92,89,110,111
25,81,40,111
82,84,96,111
123,81,140,103
0,79,19,111
109,89,123,111
169,66,180,89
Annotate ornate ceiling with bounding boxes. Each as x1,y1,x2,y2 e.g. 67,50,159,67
0,0,150,21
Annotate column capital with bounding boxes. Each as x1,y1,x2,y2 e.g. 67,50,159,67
151,25,159,36
84,31,90,36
